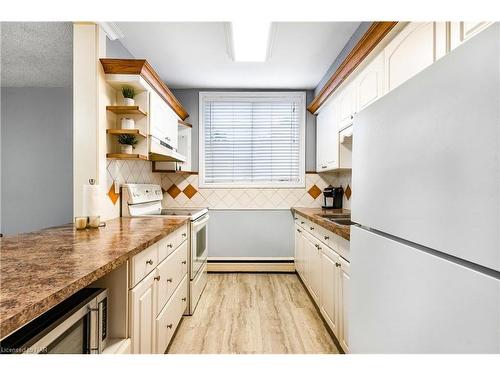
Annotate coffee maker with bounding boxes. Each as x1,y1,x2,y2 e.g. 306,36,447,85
322,185,344,209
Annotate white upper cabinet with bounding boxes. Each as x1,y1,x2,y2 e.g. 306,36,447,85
384,22,446,92
149,91,179,151
316,95,339,172
337,84,357,129
355,51,385,111
450,22,494,51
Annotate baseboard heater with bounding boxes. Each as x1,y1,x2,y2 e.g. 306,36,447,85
207,257,295,273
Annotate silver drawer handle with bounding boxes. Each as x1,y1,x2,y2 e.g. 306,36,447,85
335,262,341,267
182,297,186,301
324,236,330,240
167,244,173,248
182,233,187,237
154,276,160,281
167,324,173,329
310,227,314,230
296,229,302,233
182,260,187,264
167,278,173,283
301,221,305,224
146,259,153,265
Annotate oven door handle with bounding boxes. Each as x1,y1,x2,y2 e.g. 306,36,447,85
192,214,209,229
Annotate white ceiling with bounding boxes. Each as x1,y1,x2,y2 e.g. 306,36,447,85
115,22,360,89
1,22,72,87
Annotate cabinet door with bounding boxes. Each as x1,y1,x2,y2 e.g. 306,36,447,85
338,257,350,353
149,92,178,150
304,236,321,303
384,22,438,92
320,247,340,336
450,22,493,51
129,272,156,354
316,96,339,172
294,225,304,277
337,84,357,129
356,51,385,111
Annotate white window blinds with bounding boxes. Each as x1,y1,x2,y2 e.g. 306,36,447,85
200,92,306,188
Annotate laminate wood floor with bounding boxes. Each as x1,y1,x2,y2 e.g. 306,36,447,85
167,273,339,354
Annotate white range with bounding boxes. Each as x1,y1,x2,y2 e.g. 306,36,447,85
121,183,208,315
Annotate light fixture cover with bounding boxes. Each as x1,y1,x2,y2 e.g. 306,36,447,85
231,21,271,62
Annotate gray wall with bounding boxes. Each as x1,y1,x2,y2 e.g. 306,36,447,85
106,38,134,58
314,22,372,96
208,209,294,257
1,88,73,234
172,88,317,171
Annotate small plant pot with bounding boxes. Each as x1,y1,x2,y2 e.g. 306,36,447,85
121,118,135,129
123,98,135,106
121,145,133,154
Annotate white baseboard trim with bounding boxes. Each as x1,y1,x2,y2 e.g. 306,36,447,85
207,257,296,273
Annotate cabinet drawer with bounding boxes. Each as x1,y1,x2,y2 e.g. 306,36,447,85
156,241,188,314
158,224,188,262
130,244,159,288
155,274,188,354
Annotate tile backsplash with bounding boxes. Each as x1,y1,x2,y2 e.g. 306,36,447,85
106,160,352,210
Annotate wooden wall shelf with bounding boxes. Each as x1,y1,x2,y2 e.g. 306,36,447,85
107,153,148,161
100,58,189,120
106,106,147,116
106,129,147,138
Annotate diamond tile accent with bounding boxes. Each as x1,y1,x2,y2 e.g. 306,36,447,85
345,184,352,200
167,184,182,199
308,184,322,200
107,182,120,205
183,184,198,199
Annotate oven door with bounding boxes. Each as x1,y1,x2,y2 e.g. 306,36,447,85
191,214,209,279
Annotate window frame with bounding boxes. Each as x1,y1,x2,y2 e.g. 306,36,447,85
199,91,306,189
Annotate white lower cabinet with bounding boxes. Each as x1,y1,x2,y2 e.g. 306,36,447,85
130,272,156,354
338,257,350,353
129,225,188,354
295,215,350,353
155,275,188,354
320,247,340,336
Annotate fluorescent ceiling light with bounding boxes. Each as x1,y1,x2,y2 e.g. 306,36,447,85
231,21,271,62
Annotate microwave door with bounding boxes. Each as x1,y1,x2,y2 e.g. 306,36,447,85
27,301,94,354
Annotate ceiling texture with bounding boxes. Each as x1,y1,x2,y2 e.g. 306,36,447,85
1,22,73,87
116,22,361,89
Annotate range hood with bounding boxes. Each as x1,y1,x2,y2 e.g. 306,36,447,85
149,136,186,162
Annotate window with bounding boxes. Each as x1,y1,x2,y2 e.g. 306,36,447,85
199,92,306,188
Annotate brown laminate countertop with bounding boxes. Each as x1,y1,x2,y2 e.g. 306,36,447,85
291,207,351,241
0,216,189,340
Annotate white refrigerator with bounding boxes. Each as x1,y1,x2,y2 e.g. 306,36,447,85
350,23,500,353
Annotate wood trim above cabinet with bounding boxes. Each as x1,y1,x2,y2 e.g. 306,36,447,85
307,22,398,114
100,59,189,120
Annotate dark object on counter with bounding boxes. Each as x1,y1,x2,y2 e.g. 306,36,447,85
323,185,344,209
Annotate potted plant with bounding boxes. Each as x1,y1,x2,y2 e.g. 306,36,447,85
122,86,135,106
117,134,138,154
